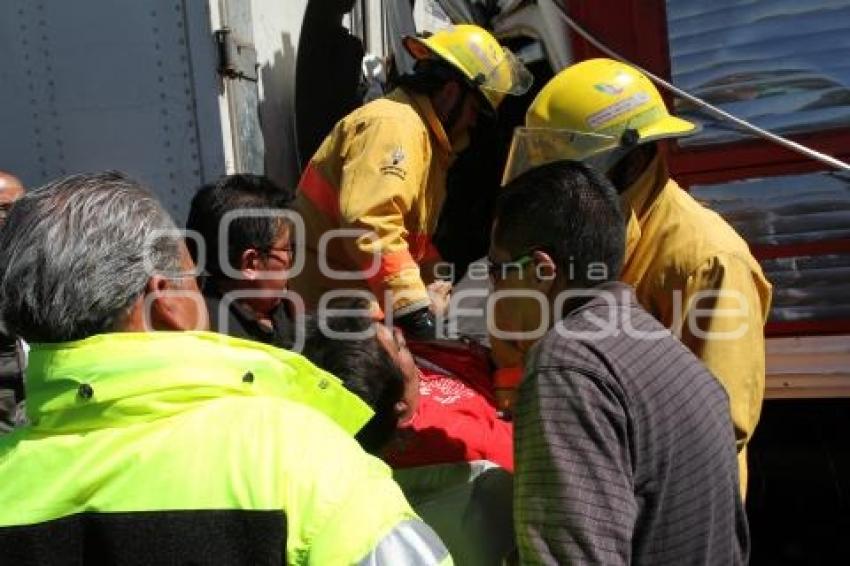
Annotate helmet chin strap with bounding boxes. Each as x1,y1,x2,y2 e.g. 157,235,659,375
579,127,649,191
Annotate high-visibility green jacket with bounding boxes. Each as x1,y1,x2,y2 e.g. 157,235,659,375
0,332,451,565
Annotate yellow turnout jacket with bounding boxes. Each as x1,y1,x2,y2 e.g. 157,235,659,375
291,88,453,317
621,154,772,495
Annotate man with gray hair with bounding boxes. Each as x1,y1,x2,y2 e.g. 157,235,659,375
0,170,26,432
0,172,451,565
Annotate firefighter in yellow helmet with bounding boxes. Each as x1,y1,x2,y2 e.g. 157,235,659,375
291,25,532,337
500,58,772,496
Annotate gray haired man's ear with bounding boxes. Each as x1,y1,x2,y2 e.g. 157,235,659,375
127,256,209,333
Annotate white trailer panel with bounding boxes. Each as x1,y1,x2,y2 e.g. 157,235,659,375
0,0,228,222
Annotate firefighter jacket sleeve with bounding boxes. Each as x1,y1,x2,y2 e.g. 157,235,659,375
337,115,431,316
677,253,771,451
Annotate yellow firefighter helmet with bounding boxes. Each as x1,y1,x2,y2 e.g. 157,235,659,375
404,24,533,110
502,58,699,184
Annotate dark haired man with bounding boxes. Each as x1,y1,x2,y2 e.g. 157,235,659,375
186,174,296,348
302,297,513,471
492,161,748,565
291,25,531,338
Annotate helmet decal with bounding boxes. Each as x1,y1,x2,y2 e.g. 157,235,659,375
594,83,624,96
587,92,651,129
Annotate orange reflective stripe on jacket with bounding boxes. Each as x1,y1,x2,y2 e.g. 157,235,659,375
300,163,341,222
364,248,420,292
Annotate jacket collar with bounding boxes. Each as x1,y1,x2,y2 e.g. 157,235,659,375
390,88,454,158
25,331,373,435
556,281,638,321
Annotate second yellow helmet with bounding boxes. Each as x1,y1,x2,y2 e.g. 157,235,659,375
503,58,698,184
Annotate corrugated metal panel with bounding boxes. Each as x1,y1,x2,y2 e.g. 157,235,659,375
691,172,850,246
692,171,850,323
761,254,850,322
666,0,850,146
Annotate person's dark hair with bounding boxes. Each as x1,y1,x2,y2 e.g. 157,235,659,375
302,298,405,454
493,160,625,287
186,175,293,278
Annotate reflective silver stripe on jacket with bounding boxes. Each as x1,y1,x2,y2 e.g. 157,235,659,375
357,518,450,565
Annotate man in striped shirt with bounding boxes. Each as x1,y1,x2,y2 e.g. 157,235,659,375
488,161,748,564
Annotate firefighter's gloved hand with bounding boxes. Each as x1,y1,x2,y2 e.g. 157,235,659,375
395,307,438,341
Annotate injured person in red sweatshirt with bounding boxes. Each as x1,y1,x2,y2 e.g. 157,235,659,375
301,299,513,472
384,339,514,472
